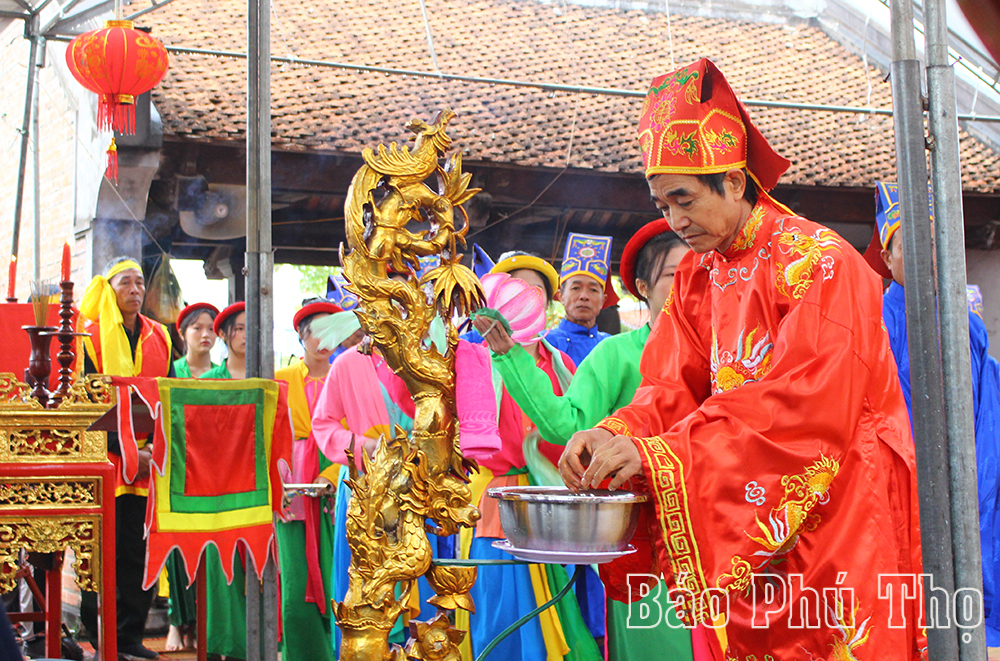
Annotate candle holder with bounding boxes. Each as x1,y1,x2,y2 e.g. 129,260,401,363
46,280,87,406
22,325,58,407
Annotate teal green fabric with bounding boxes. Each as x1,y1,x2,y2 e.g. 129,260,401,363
493,325,651,444
607,596,693,661
275,520,334,660
166,551,196,627
202,361,233,380
204,545,247,659
276,451,335,661
173,356,218,379
173,357,193,379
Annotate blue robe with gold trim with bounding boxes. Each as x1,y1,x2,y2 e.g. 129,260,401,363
883,280,1000,645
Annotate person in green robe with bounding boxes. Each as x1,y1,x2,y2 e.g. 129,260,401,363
202,302,249,659
165,302,220,652
476,221,694,661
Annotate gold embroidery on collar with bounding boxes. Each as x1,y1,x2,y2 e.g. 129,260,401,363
731,204,766,253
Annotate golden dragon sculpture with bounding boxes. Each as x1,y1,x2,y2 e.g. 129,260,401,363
339,110,484,660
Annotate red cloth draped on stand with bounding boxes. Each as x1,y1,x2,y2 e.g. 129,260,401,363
107,377,292,591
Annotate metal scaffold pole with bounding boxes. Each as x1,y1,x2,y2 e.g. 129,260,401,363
11,13,40,267
890,0,988,655
924,0,987,654
246,0,277,658
889,0,960,658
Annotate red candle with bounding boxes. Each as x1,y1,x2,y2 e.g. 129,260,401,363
7,255,16,301
61,241,71,282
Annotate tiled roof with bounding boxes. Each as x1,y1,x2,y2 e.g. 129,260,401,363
145,0,1000,192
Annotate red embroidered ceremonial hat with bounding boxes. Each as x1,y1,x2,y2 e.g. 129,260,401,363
638,58,791,191
293,301,343,332
176,302,220,329
213,302,245,336
620,219,674,299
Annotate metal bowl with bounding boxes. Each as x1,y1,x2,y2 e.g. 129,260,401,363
487,486,648,553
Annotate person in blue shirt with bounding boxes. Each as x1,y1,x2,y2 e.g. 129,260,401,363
543,232,616,366
865,181,1000,646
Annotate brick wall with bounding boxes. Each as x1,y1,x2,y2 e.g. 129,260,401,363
0,22,105,300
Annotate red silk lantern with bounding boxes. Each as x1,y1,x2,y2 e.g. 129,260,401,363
66,20,167,183
66,19,168,143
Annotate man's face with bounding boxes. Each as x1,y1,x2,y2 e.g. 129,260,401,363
880,232,905,287
648,171,747,254
558,275,604,327
109,268,145,317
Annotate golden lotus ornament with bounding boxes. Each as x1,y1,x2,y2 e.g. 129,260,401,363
339,110,483,660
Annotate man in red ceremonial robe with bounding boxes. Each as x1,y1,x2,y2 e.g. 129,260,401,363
559,59,925,660
78,257,173,660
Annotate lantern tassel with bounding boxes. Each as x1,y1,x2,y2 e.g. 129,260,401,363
114,102,135,134
97,94,114,132
105,137,118,184
97,95,136,134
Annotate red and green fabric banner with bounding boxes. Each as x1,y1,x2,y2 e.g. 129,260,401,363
109,377,292,590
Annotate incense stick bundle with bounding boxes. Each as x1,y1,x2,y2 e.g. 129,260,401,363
29,280,55,326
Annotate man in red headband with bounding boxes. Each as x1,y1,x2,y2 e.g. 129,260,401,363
559,59,924,659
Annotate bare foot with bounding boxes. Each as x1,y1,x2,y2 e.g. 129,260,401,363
165,624,184,652
183,624,196,650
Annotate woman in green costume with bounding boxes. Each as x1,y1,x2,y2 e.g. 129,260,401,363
202,302,248,659
173,302,220,379
476,222,694,661
273,298,360,661
165,303,220,652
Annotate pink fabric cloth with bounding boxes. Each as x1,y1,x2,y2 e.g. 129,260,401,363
312,342,506,469
347,341,503,464
312,348,394,469
454,340,502,461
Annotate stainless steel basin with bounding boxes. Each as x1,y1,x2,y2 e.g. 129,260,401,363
487,486,648,553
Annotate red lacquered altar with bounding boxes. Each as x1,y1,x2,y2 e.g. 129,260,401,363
0,283,117,660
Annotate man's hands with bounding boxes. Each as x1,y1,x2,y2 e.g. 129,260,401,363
559,427,642,491
471,315,517,355
135,446,153,481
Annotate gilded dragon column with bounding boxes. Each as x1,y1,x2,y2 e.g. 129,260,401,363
338,110,484,660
